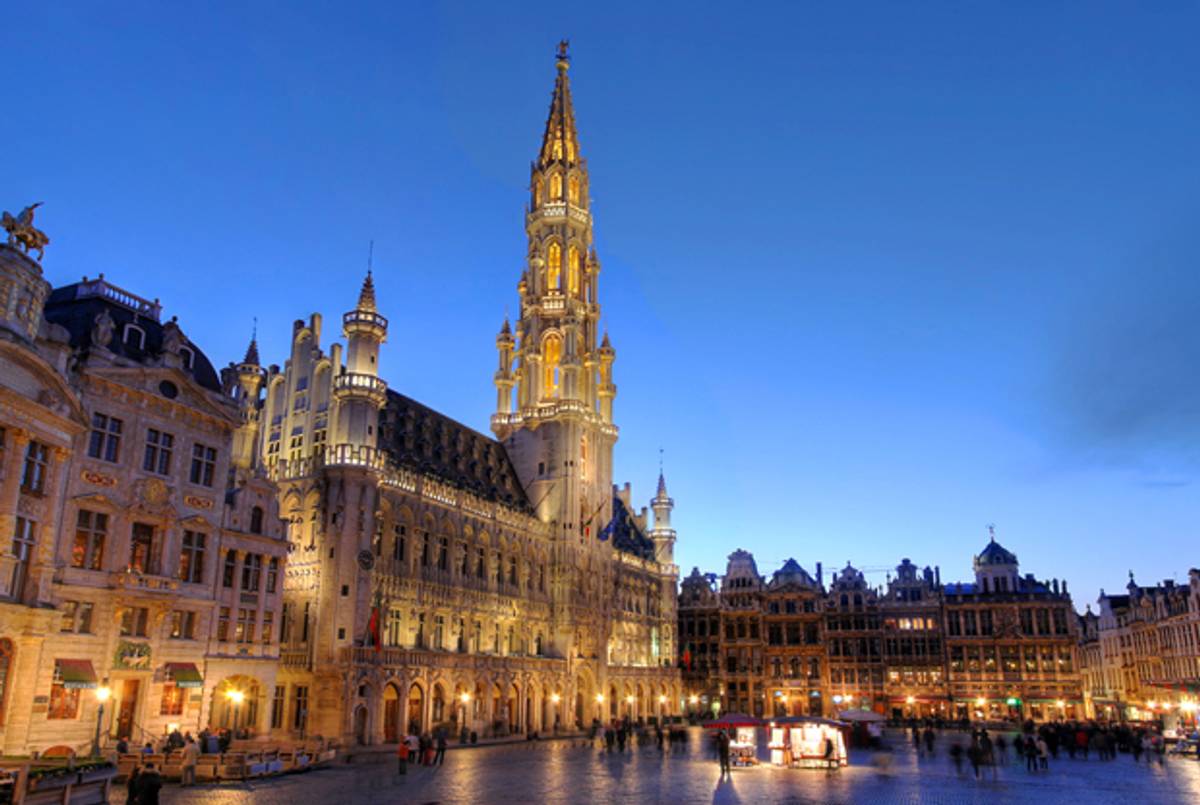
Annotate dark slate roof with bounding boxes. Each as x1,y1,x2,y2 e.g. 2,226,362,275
944,582,978,595
43,283,222,391
768,558,816,589
378,390,533,513
977,540,1018,566
610,494,655,560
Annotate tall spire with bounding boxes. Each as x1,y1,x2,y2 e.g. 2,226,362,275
538,39,581,168
242,319,260,366
357,269,377,312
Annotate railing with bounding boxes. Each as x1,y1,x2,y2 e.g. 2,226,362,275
343,309,389,329
74,275,162,321
326,444,387,470
343,645,567,673
109,570,179,593
333,372,388,397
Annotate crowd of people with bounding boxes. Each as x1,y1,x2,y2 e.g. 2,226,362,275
902,719,1178,779
592,719,689,754
396,727,449,774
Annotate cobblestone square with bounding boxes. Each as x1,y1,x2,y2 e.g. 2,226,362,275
114,729,1200,804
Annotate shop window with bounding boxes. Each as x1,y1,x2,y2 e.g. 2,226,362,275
160,682,185,716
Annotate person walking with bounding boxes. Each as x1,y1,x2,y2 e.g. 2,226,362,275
397,739,410,775
136,763,163,805
994,733,1008,764
126,767,141,805
717,730,731,776
967,740,982,780
1024,736,1039,772
180,737,199,787
435,731,447,765
923,726,936,757
1036,736,1049,770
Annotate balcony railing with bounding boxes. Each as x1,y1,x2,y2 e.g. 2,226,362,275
343,309,389,329
327,444,388,470
334,372,388,397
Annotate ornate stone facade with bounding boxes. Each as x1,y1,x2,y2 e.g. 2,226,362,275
0,247,286,755
261,48,681,744
678,538,1084,723
1083,570,1200,723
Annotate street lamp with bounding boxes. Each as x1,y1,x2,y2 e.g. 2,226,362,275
226,689,245,735
91,685,111,756
550,693,561,704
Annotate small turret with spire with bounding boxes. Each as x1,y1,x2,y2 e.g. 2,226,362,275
333,267,389,453
648,450,676,567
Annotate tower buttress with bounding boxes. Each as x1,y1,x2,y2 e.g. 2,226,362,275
228,330,266,471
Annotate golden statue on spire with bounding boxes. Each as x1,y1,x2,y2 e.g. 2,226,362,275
557,39,570,60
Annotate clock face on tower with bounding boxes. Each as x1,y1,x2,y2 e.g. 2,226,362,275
357,549,375,571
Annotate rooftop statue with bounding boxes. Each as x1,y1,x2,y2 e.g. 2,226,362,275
2,202,49,261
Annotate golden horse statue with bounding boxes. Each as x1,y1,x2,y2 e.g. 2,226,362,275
2,202,49,260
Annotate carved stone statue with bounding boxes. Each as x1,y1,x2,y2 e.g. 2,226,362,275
162,316,184,354
2,202,50,260
91,309,115,349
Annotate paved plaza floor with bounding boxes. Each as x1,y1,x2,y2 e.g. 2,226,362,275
115,729,1200,804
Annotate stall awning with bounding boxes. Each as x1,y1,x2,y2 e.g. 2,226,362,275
165,662,204,688
1149,679,1200,694
57,659,98,689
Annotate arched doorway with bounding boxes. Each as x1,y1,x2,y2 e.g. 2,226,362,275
575,692,584,728
407,683,424,735
432,684,446,726
382,684,401,742
353,704,368,745
211,676,261,734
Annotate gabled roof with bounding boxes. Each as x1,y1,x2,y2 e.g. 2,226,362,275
378,390,532,513
768,558,816,590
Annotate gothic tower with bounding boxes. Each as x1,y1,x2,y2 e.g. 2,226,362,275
492,43,617,544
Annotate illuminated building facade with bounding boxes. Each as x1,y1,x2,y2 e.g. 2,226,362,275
262,46,681,743
679,538,1085,722
0,240,286,755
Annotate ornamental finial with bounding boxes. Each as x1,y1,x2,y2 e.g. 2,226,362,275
556,39,570,69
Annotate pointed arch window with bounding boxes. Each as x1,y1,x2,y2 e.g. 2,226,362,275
542,334,562,399
566,139,575,162
546,242,562,291
580,435,588,481
533,177,543,207
567,245,581,296
568,175,580,205
552,139,563,160
549,173,563,201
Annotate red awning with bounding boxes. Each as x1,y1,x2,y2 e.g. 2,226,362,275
56,659,98,689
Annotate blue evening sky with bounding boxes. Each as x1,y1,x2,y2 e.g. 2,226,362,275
7,2,1199,606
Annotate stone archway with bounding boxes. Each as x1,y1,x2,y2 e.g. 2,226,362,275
407,682,425,735
353,704,368,745
382,683,401,742
210,675,261,734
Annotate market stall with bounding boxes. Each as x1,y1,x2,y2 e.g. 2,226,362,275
702,714,761,767
768,717,849,769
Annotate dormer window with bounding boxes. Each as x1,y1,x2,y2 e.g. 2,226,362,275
179,346,195,369
123,323,146,350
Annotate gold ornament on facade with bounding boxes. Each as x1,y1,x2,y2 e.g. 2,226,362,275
2,202,50,260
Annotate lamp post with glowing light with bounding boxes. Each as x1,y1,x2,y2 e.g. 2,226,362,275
595,692,605,723
91,684,111,756
550,692,560,732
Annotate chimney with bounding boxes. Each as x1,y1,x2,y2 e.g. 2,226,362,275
935,566,941,586
816,562,823,587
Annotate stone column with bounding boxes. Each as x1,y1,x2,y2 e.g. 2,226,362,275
32,445,69,603
0,429,30,543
